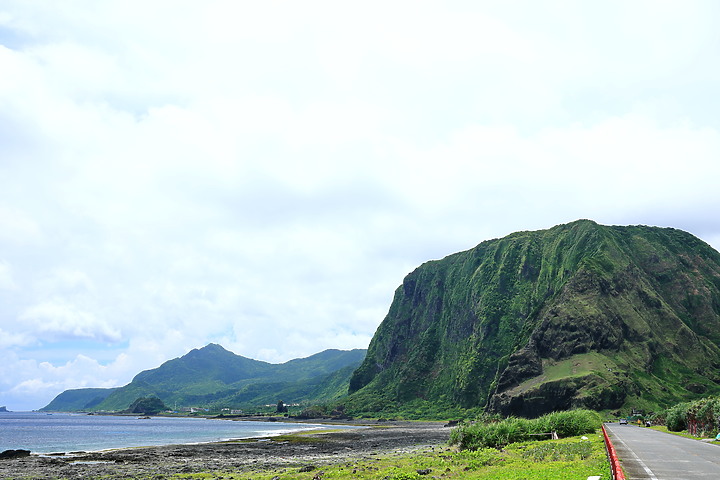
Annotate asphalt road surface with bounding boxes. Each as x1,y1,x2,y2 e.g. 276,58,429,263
605,423,720,479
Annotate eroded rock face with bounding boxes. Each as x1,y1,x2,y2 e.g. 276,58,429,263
494,343,543,393
488,374,633,417
488,378,580,417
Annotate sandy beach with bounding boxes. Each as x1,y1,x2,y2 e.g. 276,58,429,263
0,419,451,479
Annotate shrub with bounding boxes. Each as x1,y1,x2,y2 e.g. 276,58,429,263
295,405,329,419
450,409,602,450
688,397,720,436
537,410,601,438
125,396,167,415
665,402,690,432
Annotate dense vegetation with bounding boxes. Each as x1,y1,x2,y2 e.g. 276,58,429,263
653,396,720,436
449,409,602,450
125,396,167,415
42,345,366,412
349,220,720,418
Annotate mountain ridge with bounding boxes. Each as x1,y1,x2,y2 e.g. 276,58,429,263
42,345,366,412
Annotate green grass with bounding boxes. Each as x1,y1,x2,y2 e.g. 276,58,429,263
649,425,702,439
507,352,616,397
168,432,609,479
449,409,602,449
650,425,720,443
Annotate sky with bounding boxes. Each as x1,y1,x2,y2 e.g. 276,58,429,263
1,1,720,411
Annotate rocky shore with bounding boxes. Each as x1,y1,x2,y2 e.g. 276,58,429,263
0,419,451,479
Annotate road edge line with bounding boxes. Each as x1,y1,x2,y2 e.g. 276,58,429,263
607,426,659,480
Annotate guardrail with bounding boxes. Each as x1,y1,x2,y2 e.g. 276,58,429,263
601,424,625,480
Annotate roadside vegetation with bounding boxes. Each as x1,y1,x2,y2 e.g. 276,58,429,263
651,396,720,438
170,433,609,480
449,409,602,449
167,409,608,479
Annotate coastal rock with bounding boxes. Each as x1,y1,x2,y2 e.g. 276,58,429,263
0,449,31,460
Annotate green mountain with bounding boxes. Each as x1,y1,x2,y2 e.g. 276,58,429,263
42,387,118,412
347,220,720,417
42,344,366,412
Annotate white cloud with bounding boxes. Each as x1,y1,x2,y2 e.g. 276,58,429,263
0,205,41,244
36,269,95,295
19,299,122,343
1,1,719,410
0,260,16,290
0,328,31,349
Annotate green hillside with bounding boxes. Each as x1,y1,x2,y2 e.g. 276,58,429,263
347,220,720,417
42,345,366,412
42,387,118,412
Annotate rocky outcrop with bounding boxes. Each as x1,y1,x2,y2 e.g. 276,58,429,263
488,378,581,417
494,343,543,393
488,374,635,417
0,449,31,460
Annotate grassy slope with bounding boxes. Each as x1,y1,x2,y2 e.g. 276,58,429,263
40,387,118,412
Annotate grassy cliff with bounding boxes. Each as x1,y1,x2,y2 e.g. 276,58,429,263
347,220,720,417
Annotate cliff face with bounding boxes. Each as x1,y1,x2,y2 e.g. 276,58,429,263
349,220,720,416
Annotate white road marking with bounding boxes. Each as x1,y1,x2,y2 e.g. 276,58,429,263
612,434,659,480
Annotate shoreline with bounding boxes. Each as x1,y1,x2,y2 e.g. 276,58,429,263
0,419,452,479
2,412,355,455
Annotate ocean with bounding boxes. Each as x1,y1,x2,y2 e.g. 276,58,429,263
0,412,342,454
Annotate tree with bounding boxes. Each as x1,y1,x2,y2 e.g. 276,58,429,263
276,400,288,413
126,397,168,415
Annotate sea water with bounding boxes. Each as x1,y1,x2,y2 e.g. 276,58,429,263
0,412,343,454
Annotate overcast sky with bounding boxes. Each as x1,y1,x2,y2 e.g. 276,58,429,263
2,1,720,411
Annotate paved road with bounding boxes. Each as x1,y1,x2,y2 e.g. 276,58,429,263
605,423,720,479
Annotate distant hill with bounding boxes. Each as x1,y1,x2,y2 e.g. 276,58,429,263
42,387,118,412
347,220,720,417
42,345,366,412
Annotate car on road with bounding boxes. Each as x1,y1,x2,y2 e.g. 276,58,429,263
619,418,628,425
